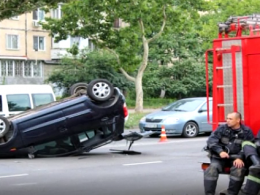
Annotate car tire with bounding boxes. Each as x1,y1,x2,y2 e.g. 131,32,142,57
182,121,199,138
87,79,114,102
69,82,88,96
0,116,9,138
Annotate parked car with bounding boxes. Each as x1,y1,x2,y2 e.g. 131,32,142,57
139,97,212,138
0,84,56,117
0,79,130,158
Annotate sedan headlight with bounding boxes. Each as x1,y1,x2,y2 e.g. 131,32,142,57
140,117,146,122
163,117,179,123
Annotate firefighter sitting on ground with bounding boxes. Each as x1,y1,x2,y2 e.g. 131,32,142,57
204,112,255,195
240,130,260,195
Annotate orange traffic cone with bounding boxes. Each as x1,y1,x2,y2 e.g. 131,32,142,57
159,125,167,142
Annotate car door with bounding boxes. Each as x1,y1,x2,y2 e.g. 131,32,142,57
196,100,212,132
20,110,67,146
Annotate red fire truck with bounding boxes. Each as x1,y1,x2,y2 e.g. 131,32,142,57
205,14,260,136
202,14,260,195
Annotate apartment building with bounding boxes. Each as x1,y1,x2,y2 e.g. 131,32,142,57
0,5,92,86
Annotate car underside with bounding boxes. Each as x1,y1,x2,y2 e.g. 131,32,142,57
0,79,135,158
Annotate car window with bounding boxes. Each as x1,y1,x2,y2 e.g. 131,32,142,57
7,94,31,111
35,137,75,155
32,93,54,107
34,129,103,156
0,95,2,112
162,99,205,112
200,100,212,111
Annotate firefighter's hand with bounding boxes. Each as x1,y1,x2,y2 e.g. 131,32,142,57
219,151,229,158
233,159,244,168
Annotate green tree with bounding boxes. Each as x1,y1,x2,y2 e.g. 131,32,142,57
145,19,207,99
46,49,133,95
41,0,207,112
143,56,211,99
0,0,71,21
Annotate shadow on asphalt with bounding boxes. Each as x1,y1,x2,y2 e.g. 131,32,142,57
145,132,211,139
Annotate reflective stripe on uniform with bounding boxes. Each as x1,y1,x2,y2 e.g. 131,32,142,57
242,141,256,148
204,176,218,181
247,175,260,184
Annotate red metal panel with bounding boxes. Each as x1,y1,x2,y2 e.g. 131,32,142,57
240,37,260,135
244,54,260,135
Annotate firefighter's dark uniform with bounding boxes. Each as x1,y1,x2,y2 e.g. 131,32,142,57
241,130,260,195
204,124,254,195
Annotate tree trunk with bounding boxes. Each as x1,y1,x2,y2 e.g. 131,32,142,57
159,89,165,98
135,75,143,112
135,39,149,113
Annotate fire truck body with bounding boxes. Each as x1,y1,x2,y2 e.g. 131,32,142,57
206,14,260,136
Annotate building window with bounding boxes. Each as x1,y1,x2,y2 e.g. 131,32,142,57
88,39,95,51
33,36,45,51
24,61,32,77
0,60,14,77
6,34,19,49
33,63,41,77
33,9,45,21
24,61,42,77
0,60,7,76
51,4,62,19
0,60,42,78
70,37,80,47
7,61,13,76
15,61,23,77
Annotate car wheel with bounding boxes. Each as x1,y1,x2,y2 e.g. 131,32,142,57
0,116,9,138
69,83,88,96
182,121,199,138
87,79,114,101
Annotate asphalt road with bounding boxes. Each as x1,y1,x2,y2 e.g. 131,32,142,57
0,134,231,195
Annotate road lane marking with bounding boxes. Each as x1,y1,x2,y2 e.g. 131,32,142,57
123,161,163,166
13,183,37,186
0,173,28,179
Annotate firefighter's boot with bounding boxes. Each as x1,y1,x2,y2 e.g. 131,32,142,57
204,179,217,195
250,155,260,169
227,167,246,195
204,165,219,195
240,167,260,195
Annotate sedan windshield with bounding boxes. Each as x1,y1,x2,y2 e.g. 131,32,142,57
162,99,205,112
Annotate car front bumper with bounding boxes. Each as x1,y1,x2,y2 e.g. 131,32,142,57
139,122,184,135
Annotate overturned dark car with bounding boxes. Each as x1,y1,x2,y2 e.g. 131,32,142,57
0,79,131,158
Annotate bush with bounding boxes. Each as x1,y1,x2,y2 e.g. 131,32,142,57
125,97,176,108
124,112,148,129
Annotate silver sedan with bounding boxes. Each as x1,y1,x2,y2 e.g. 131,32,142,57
139,97,212,138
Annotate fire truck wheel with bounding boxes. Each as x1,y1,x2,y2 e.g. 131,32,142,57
182,121,199,138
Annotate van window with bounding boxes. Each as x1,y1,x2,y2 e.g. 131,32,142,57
7,94,31,111
32,93,54,107
0,95,2,112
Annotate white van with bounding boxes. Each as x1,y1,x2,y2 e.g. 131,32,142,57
0,85,56,117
